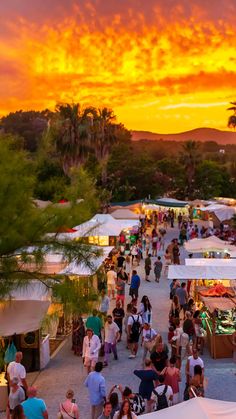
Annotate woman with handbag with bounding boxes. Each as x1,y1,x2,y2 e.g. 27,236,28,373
58,389,79,419
160,356,181,405
141,323,158,362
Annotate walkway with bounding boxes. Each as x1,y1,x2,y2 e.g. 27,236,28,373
27,224,236,417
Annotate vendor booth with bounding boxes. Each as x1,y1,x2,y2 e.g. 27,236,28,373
199,204,236,226
143,198,189,217
168,263,236,359
51,214,137,246
0,282,51,372
184,235,236,256
142,397,236,418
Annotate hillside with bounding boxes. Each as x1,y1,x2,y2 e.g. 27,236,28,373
131,127,236,145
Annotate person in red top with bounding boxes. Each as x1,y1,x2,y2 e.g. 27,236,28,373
160,356,181,405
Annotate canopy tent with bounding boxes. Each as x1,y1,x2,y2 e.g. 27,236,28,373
185,258,236,266
142,397,236,418
184,235,236,254
59,246,113,276
0,282,50,337
155,197,188,208
111,209,142,220
168,265,236,280
200,204,236,222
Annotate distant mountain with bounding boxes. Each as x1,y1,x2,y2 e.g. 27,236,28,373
131,127,236,145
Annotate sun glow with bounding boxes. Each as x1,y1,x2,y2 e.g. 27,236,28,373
0,1,235,133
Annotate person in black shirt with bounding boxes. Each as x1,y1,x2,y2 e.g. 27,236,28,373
150,342,168,373
117,253,125,268
112,300,125,339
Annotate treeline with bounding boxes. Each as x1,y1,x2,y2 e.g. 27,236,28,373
1,104,236,203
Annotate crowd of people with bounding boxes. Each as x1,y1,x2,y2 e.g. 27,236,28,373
4,210,236,419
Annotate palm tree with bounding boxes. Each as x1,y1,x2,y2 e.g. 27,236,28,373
51,103,95,176
227,102,236,130
180,140,200,198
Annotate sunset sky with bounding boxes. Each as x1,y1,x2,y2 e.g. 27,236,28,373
0,0,236,133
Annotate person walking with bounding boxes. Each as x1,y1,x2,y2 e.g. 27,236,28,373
100,290,110,317
84,362,106,419
160,356,181,405
116,274,126,309
112,300,125,339
129,270,140,302
86,310,103,338
7,352,28,394
141,323,158,362
175,282,188,317
163,250,171,276
127,307,142,359
134,359,159,413
72,316,85,356
186,349,204,385
21,387,48,419
7,377,25,419
11,405,25,419
139,296,152,325
106,266,117,299
103,315,120,366
150,375,173,410
83,329,101,374
58,389,79,419
154,257,163,283
144,254,152,282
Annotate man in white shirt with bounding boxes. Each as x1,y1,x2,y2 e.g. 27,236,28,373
151,375,173,410
186,348,204,383
106,266,117,299
103,315,120,366
7,352,28,392
83,329,101,374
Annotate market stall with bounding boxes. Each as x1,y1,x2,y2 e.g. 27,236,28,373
184,235,236,256
0,282,51,374
199,296,236,359
143,198,189,217
168,264,236,359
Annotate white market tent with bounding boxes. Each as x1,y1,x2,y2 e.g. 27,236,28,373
156,197,188,205
111,209,142,220
168,264,236,280
142,397,236,419
184,235,236,254
200,204,236,222
0,282,51,337
59,246,113,276
185,258,236,266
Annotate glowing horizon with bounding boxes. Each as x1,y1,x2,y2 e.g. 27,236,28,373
0,0,235,133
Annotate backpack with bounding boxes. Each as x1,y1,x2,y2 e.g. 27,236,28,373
131,315,141,339
153,386,169,411
131,393,145,415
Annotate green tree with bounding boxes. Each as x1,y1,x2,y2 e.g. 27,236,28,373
180,140,200,198
227,101,236,130
195,160,226,199
0,136,100,312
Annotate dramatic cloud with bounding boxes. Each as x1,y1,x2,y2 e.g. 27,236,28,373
0,0,235,132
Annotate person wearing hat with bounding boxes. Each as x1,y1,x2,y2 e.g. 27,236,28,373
58,389,79,419
7,377,25,418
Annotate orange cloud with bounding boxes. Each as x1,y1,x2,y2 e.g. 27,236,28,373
0,1,236,133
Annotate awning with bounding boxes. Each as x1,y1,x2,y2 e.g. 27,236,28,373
59,246,114,276
200,297,236,312
185,258,236,266
168,265,236,280
184,236,236,253
0,282,51,337
0,300,50,337
142,397,236,418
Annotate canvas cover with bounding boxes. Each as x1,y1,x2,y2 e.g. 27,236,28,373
168,265,236,280
142,397,236,418
111,209,141,219
184,236,236,253
185,258,236,266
